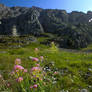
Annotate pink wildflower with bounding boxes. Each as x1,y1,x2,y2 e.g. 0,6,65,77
16,77,23,82
40,78,43,81
14,65,24,71
36,64,40,67
15,70,19,72
7,83,11,87
40,56,44,61
15,58,21,65
33,84,38,88
32,58,39,62
24,69,28,73
30,86,33,89
54,71,58,75
31,67,40,72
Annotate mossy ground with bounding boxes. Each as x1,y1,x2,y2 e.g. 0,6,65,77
0,36,92,92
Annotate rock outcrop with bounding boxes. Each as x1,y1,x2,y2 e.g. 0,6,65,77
1,4,92,48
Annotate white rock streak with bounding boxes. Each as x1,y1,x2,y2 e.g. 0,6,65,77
12,25,18,36
89,18,92,22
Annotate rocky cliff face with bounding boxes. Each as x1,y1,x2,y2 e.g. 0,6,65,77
1,4,92,48
0,4,92,36
0,4,44,36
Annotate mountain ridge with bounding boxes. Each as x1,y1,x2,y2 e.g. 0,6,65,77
1,4,92,48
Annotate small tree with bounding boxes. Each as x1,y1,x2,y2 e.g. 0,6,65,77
50,42,58,52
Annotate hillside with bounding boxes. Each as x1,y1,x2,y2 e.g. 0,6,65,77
1,4,92,48
1,4,92,92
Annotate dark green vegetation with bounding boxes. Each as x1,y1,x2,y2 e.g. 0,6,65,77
0,37,92,92
0,36,36,48
1,4,92,49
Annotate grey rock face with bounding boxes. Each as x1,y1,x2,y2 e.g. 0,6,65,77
0,5,44,36
0,4,92,36
1,4,92,48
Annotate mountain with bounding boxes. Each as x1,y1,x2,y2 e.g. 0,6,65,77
0,4,92,48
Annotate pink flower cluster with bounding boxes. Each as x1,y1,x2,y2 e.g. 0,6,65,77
40,56,44,61
24,69,28,73
32,58,39,62
14,65,24,71
31,67,41,72
11,56,46,91
54,71,59,75
31,56,44,62
8,47,60,92
36,64,40,67
15,58,21,65
30,84,38,89
16,77,23,82
14,59,28,73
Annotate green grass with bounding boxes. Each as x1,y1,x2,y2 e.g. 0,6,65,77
81,44,92,51
0,37,92,92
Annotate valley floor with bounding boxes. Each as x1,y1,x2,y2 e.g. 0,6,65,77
0,37,92,92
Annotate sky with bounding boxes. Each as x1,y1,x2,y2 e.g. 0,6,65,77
0,0,92,13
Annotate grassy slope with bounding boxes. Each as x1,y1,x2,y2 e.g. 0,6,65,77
0,37,92,91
